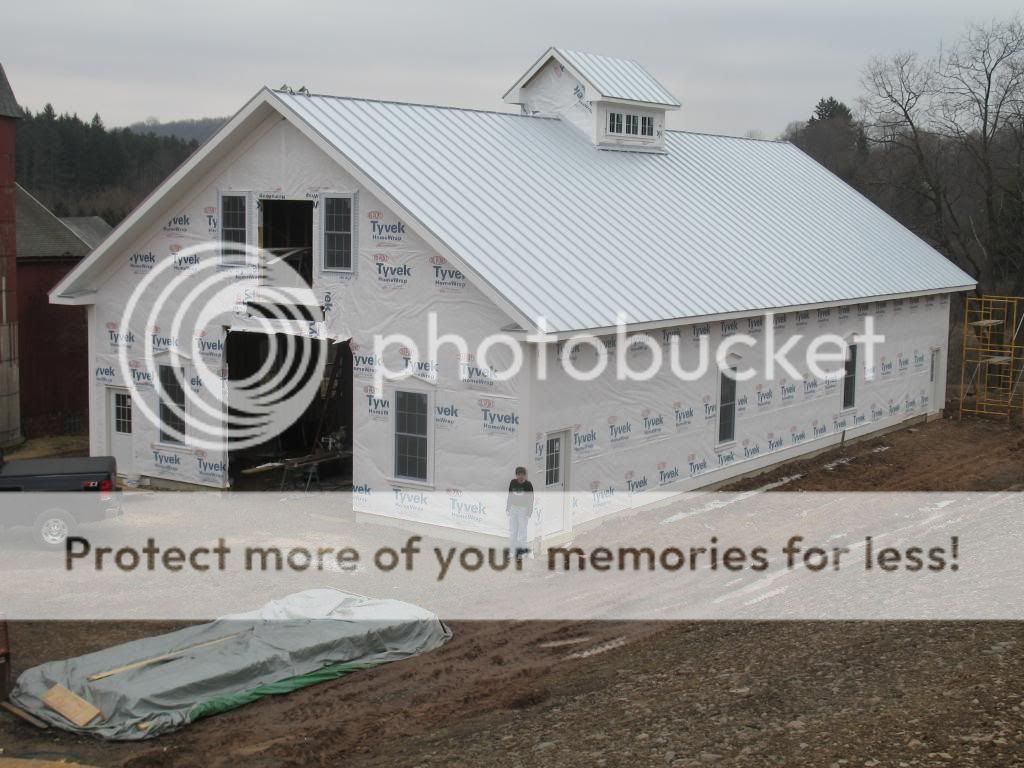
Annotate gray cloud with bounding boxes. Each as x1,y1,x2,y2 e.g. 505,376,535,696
2,0,1020,137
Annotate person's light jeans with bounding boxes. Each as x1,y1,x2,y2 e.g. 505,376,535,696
508,507,530,556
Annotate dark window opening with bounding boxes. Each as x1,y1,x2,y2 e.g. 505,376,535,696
842,344,858,410
260,199,314,286
158,365,186,445
395,391,429,481
718,368,737,444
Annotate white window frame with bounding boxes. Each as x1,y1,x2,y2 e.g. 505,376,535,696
625,114,639,135
607,111,624,135
219,191,251,266
717,366,738,446
391,386,434,486
641,115,654,137
321,192,357,273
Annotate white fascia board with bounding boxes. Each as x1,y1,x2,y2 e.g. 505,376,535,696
266,91,540,335
506,284,976,340
49,89,280,306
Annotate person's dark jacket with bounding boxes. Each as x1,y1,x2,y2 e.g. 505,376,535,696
506,479,534,516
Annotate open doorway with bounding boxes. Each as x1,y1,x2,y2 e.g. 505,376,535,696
225,331,353,490
259,199,314,286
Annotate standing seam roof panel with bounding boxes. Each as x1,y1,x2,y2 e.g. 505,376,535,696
275,92,975,332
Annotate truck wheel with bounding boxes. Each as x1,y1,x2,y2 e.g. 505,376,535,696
35,511,76,548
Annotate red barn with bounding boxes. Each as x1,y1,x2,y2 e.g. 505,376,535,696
0,63,20,447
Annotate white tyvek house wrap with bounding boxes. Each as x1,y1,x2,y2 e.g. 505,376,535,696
86,117,526,496
518,58,597,141
529,296,950,535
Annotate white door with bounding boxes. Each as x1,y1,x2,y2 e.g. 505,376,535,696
541,430,569,536
930,348,942,412
107,388,133,474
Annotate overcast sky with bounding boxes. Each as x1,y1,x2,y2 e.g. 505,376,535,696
2,0,1021,137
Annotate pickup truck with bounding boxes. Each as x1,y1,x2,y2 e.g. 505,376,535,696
0,455,120,546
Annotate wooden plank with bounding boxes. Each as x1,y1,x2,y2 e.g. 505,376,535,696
87,632,242,682
40,684,101,727
0,700,50,729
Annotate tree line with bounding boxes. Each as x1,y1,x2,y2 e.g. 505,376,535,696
785,15,1024,295
15,106,199,225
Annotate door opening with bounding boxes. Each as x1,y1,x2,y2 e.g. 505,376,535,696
106,387,133,475
259,199,314,286
541,429,570,536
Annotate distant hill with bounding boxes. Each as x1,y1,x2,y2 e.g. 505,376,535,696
125,116,227,144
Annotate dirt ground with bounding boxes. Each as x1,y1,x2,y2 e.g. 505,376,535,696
1,416,1022,767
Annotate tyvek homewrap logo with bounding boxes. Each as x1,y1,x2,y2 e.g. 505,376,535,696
204,205,218,235
478,398,518,435
914,350,926,368
773,313,787,330
365,385,390,421
367,210,405,243
193,330,224,360
641,408,664,438
688,452,708,477
767,432,784,452
838,305,851,320
374,253,410,289
434,401,459,430
691,323,710,343
871,403,885,421
742,438,761,459
350,342,379,379
170,243,201,273
590,480,616,508
719,319,738,337
557,340,580,364
736,392,749,414
107,322,135,350
802,377,819,397
795,310,810,327
880,357,894,377
94,364,116,384
128,251,156,274
780,379,797,402
392,488,429,516
431,255,466,291
460,354,498,388
400,346,438,383
152,448,181,472
673,401,694,429
195,449,226,480
833,413,850,431
657,461,681,487
702,395,717,421
127,359,154,389
756,384,774,408
163,213,191,234
790,425,807,444
607,415,631,446
448,488,487,523
746,316,764,334
888,398,902,416
920,390,930,411
812,419,829,438
534,432,545,465
717,449,737,467
816,308,831,323
624,470,648,495
892,298,904,313
573,424,598,455
905,395,918,415
352,482,372,501
149,326,179,353
897,353,910,373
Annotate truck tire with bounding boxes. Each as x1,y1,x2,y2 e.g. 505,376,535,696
34,511,76,548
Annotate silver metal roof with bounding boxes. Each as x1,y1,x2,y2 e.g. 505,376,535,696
554,48,680,108
274,91,975,333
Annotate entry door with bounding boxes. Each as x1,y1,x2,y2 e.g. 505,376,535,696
542,430,569,535
107,388,133,474
929,348,942,411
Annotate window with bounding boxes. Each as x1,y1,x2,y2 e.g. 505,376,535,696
395,390,429,481
718,368,737,444
842,344,858,410
608,111,623,134
221,194,247,264
114,392,132,434
158,365,186,445
641,116,654,137
323,196,353,271
545,435,562,486
625,114,639,135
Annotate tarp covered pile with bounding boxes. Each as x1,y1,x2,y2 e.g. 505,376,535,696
10,589,451,740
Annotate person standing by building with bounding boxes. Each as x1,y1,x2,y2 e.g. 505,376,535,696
506,466,534,563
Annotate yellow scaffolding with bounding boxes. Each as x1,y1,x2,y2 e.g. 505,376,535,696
959,296,1024,421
